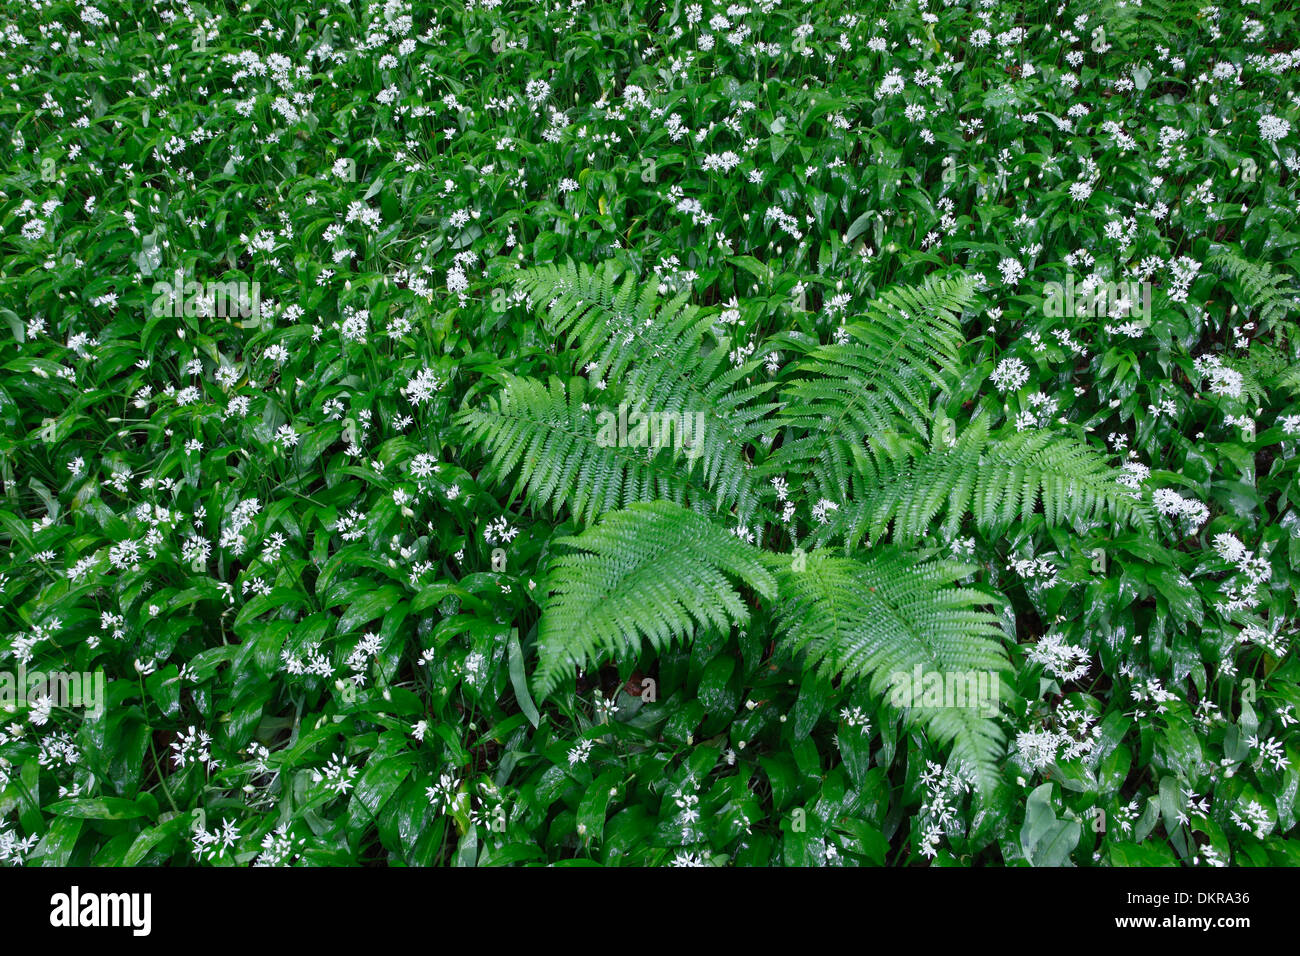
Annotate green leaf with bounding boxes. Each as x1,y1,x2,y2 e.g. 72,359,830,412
533,501,776,695
1020,783,1080,866
577,770,621,846
454,826,479,867
507,628,541,728
47,797,154,821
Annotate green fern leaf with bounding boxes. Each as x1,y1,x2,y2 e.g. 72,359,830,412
767,547,1009,787
764,272,976,500
1210,251,1299,330
833,418,1152,546
462,262,1154,790
489,261,776,521
1270,361,1300,394
535,501,778,695
456,374,715,524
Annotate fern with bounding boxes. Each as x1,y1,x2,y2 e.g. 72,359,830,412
830,416,1152,547
762,272,975,500
1210,251,1299,331
1216,354,1272,407
766,547,1009,787
1247,344,1300,394
456,374,712,524
461,262,1149,789
1274,362,1300,394
535,501,778,694
495,261,777,521
513,260,661,382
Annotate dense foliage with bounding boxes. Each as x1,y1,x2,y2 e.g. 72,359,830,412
1,0,1298,867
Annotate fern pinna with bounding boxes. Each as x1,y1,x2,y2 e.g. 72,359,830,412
457,261,1150,789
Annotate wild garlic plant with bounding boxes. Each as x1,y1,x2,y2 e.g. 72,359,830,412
0,0,1297,868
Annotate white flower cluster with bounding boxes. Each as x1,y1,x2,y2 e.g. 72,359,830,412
1211,532,1272,613
402,365,446,404
1152,488,1209,533
990,356,1029,393
1026,632,1091,682
915,761,976,859
1013,700,1098,772
1192,354,1244,399
1009,554,1059,590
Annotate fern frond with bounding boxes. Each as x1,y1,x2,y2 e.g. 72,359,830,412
1270,361,1300,394
763,272,976,500
1210,251,1299,330
455,374,714,524
624,316,777,518
513,259,678,383
534,501,777,695
505,261,777,520
471,263,1152,790
831,419,1151,546
767,547,1009,787
1217,355,1271,406
972,429,1149,533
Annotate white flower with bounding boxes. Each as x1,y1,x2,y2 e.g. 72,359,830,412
1026,632,1090,682
998,256,1026,286
403,366,445,404
875,69,904,97
990,357,1029,393
567,739,594,766
313,754,358,795
1259,114,1291,143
